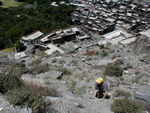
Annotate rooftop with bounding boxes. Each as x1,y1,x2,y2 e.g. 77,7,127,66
22,31,43,41
140,29,150,38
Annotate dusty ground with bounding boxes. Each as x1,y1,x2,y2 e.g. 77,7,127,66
0,37,150,113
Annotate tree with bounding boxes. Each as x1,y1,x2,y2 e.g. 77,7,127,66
0,1,3,6
5,25,24,43
0,37,5,49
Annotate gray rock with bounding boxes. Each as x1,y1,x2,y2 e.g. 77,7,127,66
44,96,61,103
16,108,32,113
135,91,150,112
49,71,63,80
0,96,32,113
36,71,63,80
135,91,150,103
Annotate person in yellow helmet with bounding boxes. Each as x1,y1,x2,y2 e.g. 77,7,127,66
94,77,108,99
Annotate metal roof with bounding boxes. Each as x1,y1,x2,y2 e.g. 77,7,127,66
22,31,43,41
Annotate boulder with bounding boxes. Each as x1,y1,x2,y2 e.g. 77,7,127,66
135,91,150,112
21,74,44,86
35,71,63,80
138,54,150,64
135,91,150,103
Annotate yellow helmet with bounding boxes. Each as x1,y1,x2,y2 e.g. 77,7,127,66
96,77,103,84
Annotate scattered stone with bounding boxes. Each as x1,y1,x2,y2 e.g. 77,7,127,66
124,69,137,74
44,96,61,103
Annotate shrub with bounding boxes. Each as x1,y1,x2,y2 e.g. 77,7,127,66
6,86,45,112
70,80,76,90
104,65,123,77
0,67,22,93
15,62,26,68
0,1,3,6
114,89,131,98
111,99,142,113
28,59,42,66
29,84,60,97
15,62,30,75
30,63,49,75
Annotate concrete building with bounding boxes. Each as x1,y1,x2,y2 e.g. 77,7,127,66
21,31,44,44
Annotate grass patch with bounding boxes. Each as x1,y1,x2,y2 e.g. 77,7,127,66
104,65,123,77
28,59,42,66
70,80,77,91
1,0,23,8
114,89,131,98
111,99,142,113
30,63,50,75
6,84,60,112
6,86,45,112
0,47,15,53
0,67,22,93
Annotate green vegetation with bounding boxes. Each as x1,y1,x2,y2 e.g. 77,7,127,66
0,64,60,112
69,80,76,91
0,0,22,8
6,86,45,112
29,63,50,75
114,89,131,98
104,65,123,77
0,3,75,50
17,0,69,4
111,99,142,113
0,47,15,53
6,85,60,112
0,67,22,93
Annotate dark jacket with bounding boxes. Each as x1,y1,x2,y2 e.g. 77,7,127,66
95,82,108,93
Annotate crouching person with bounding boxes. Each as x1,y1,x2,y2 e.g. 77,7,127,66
94,77,109,99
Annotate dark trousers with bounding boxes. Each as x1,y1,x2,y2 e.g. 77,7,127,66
96,91,104,99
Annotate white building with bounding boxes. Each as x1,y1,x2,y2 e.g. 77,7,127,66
22,31,44,44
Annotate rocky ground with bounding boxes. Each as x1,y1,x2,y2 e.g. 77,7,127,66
0,36,150,113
